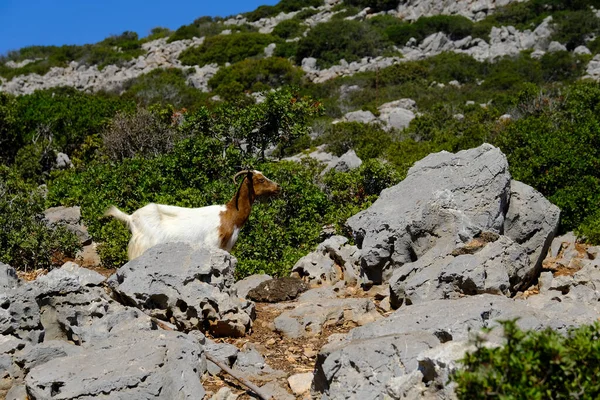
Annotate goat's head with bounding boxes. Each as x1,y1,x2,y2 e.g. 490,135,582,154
233,169,281,197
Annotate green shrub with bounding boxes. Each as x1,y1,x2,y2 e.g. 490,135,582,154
272,19,306,39
453,319,600,399
551,10,600,50
495,81,600,233
342,0,398,12
245,0,324,22
14,87,134,158
0,166,80,271
374,61,429,87
588,36,600,54
540,51,588,82
143,27,171,42
179,32,277,66
0,93,19,163
424,52,485,84
102,106,183,161
208,58,304,99
121,68,210,108
167,16,230,42
318,122,392,160
295,20,391,68
384,15,475,46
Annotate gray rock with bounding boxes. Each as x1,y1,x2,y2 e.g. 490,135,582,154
233,274,272,299
0,263,20,291
43,206,91,245
321,149,363,175
574,45,592,55
209,387,238,400
0,284,43,343
292,235,361,286
264,43,276,57
25,330,206,399
349,294,598,343
389,235,531,307
288,372,313,395
14,340,82,373
205,339,239,375
259,381,295,400
504,180,560,276
547,41,567,52
348,144,511,283
274,296,381,338
302,57,318,71
54,152,72,169
313,331,440,400
108,242,254,337
344,110,377,124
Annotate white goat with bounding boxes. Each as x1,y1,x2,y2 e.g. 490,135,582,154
105,170,281,260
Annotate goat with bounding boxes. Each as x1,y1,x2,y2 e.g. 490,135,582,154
105,170,281,260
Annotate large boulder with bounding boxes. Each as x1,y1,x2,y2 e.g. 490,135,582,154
347,144,511,283
43,206,91,245
108,243,255,337
313,294,600,399
292,235,362,286
25,330,206,399
504,180,560,277
389,233,532,307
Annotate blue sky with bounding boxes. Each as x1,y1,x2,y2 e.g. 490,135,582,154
0,0,279,55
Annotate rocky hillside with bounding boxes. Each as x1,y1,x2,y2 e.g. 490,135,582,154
3,1,600,398
2,0,600,95
2,144,599,399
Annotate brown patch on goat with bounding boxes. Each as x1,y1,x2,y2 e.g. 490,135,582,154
218,171,280,250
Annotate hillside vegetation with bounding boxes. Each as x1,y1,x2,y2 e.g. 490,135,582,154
4,0,600,395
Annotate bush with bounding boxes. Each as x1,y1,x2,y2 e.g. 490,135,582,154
13,87,134,159
342,0,398,12
272,19,306,39
0,167,80,271
102,106,183,161
208,58,304,99
120,68,210,108
295,20,391,68
540,51,587,82
0,93,18,163
384,15,475,46
495,81,600,234
318,121,393,160
245,0,324,22
453,320,600,399
551,10,600,50
179,32,277,66
167,16,248,43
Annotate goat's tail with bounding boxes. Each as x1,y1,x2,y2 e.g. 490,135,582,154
104,206,132,228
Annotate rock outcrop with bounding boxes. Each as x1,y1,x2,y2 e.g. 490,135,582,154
108,242,255,337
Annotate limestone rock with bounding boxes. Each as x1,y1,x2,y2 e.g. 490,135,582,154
347,144,511,283
108,243,254,337
25,330,206,399
233,274,272,299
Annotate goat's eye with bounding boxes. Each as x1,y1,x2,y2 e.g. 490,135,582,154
259,179,265,183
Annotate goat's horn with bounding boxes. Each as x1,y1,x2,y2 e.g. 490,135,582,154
233,170,251,184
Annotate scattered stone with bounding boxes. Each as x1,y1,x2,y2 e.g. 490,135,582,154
43,206,91,245
108,243,254,337
247,277,309,302
292,235,361,286
288,372,313,395
233,274,272,299
348,144,511,284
